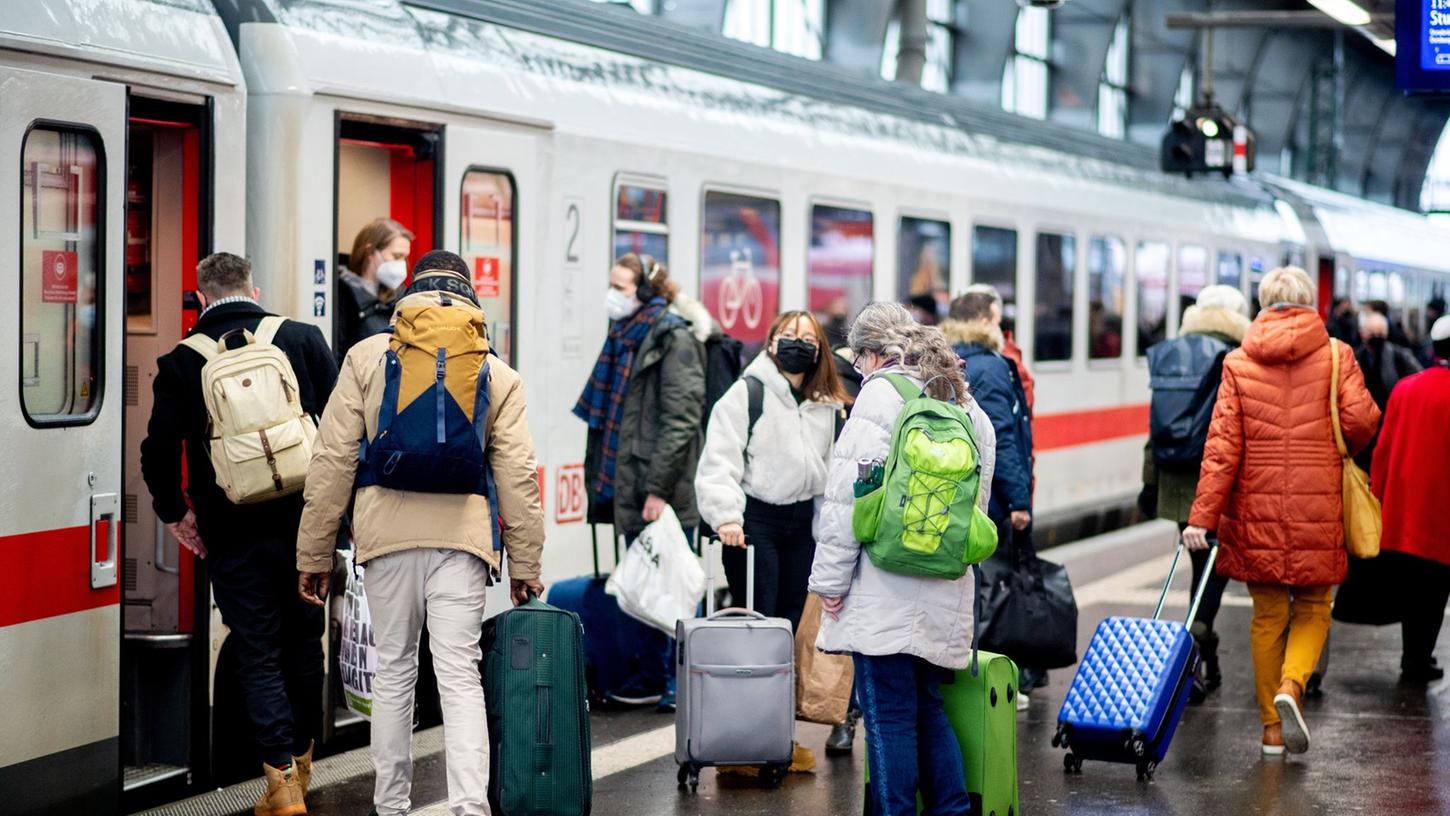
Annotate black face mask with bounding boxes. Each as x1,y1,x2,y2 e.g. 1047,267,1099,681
775,338,818,374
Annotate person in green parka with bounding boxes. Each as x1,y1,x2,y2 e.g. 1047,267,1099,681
1140,284,1249,699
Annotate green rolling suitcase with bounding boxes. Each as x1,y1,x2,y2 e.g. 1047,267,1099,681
482,597,592,816
862,650,1020,816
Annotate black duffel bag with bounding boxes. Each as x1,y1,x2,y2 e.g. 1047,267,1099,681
975,525,1079,670
1331,551,1409,626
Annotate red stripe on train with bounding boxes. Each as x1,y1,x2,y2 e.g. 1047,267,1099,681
0,525,120,628
1035,403,1150,451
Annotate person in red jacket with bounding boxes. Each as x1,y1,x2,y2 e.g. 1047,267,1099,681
1369,315,1450,685
1184,267,1379,757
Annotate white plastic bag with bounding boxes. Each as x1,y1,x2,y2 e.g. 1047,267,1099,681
606,505,706,634
339,549,377,720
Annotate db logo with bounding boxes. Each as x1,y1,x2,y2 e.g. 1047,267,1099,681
53,256,68,278
555,464,585,524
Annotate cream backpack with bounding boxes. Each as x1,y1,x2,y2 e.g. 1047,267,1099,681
181,316,318,504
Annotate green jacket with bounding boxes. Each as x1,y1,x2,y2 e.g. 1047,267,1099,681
1141,304,1248,524
585,301,708,535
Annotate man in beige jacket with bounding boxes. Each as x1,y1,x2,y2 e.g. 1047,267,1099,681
297,251,543,816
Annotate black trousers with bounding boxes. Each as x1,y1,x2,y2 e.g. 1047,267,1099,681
206,519,325,767
1179,522,1231,630
1393,551,1450,671
722,497,815,632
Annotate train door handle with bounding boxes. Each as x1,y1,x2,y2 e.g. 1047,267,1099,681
90,492,119,589
155,519,179,576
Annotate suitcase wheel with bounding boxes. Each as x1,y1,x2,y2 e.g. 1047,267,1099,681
762,763,789,789
677,763,700,792
1051,724,1068,749
1135,760,1157,782
1063,752,1082,774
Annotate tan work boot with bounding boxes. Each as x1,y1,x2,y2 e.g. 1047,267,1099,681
1261,723,1285,756
293,741,315,797
254,762,307,816
1272,679,1310,754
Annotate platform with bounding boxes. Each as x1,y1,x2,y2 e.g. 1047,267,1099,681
147,522,1450,816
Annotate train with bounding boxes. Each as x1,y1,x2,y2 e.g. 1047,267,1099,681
4,1,1449,813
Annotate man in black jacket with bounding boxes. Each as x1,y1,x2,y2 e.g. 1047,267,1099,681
140,252,337,816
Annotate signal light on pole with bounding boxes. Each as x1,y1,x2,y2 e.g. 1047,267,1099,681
1161,104,1255,178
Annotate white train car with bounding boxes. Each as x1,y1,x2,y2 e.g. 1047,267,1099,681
0,1,246,812
6,1,1450,813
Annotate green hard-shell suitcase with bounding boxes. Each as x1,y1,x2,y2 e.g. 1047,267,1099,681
482,597,592,816
862,650,1020,816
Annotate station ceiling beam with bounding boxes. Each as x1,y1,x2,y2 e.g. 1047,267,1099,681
949,0,1016,108
823,0,893,76
1046,0,1128,132
1165,10,1390,28
1125,0,1198,146
655,0,727,32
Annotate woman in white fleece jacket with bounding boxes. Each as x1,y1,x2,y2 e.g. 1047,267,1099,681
695,310,849,631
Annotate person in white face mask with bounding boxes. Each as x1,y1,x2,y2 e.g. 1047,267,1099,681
337,217,415,362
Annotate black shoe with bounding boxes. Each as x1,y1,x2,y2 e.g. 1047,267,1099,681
1190,623,1222,692
1400,664,1445,685
1305,671,1325,698
825,721,855,755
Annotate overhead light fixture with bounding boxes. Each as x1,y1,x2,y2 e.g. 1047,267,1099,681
1371,36,1397,57
1307,0,1372,28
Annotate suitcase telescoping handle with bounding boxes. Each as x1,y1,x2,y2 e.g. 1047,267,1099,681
1152,536,1221,626
703,536,758,618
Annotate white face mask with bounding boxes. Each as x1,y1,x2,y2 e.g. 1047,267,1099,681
376,259,407,290
605,288,639,321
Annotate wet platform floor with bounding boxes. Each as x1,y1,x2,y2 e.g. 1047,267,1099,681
206,525,1450,816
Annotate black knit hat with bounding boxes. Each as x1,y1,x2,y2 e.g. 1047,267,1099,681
405,250,478,305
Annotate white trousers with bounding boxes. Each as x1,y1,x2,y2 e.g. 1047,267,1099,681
365,549,491,816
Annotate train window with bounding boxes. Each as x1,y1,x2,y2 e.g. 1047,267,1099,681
460,169,516,363
20,125,104,424
1136,241,1169,355
1034,231,1074,363
1088,236,1125,360
972,225,1018,328
701,190,781,357
613,182,668,264
1216,251,1243,291
898,216,950,324
1178,244,1208,313
1249,256,1267,314
809,205,874,339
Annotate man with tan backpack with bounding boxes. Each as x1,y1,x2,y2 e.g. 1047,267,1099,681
140,252,337,815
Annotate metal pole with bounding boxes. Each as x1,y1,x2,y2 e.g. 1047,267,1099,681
895,0,928,85
1201,18,1215,105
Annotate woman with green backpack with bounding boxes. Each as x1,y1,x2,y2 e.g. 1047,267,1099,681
808,302,997,816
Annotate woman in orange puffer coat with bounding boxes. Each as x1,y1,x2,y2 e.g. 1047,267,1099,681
1184,267,1379,759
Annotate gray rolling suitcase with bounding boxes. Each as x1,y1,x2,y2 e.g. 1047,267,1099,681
675,540,795,792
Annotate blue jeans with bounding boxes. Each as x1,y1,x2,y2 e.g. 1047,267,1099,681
856,653,970,816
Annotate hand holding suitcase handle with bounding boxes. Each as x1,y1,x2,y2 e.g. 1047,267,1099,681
1152,535,1221,626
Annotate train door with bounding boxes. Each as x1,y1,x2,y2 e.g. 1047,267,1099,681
0,68,126,816
119,95,212,807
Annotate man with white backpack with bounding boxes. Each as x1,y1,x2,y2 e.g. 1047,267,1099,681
140,252,337,816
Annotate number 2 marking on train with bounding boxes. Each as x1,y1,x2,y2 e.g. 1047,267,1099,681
564,201,581,264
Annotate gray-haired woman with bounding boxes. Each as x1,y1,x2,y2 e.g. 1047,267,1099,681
808,302,996,816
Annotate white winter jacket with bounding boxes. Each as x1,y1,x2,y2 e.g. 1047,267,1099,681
808,366,996,671
695,353,840,530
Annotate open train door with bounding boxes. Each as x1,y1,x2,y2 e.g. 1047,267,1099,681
0,67,127,815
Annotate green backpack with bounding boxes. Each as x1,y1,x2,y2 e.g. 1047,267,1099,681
851,374,998,579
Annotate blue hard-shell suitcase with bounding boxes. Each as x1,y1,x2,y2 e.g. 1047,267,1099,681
1053,542,1218,780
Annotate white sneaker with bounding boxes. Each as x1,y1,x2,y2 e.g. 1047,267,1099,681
1016,689,1030,712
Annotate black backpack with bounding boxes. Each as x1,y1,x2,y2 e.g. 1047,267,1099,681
1147,334,1230,468
702,333,745,428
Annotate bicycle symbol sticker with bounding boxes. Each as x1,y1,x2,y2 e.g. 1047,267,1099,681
717,247,764,331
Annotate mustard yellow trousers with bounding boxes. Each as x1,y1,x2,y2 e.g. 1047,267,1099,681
1246,583,1333,726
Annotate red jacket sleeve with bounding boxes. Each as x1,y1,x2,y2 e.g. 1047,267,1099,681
1336,342,1381,456
1188,362,1244,531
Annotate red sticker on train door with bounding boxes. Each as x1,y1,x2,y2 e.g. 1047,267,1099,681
556,464,585,524
41,250,77,303
474,256,500,298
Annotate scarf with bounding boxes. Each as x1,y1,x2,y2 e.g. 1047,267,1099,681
574,298,667,502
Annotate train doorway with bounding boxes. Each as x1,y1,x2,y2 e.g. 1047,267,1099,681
120,94,212,808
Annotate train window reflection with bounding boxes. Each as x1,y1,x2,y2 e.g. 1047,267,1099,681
460,169,516,363
1034,231,1074,363
613,182,668,264
1136,241,1169,355
701,190,781,358
809,205,873,344
1216,251,1243,291
21,125,104,424
972,225,1017,329
898,216,949,325
1088,236,1125,360
1249,256,1266,314
1178,244,1208,314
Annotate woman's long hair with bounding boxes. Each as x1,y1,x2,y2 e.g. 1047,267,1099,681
848,302,969,404
766,310,850,404
614,252,679,303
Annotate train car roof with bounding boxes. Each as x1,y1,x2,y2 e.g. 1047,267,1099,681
223,0,1299,244
1265,175,1450,273
0,0,242,86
